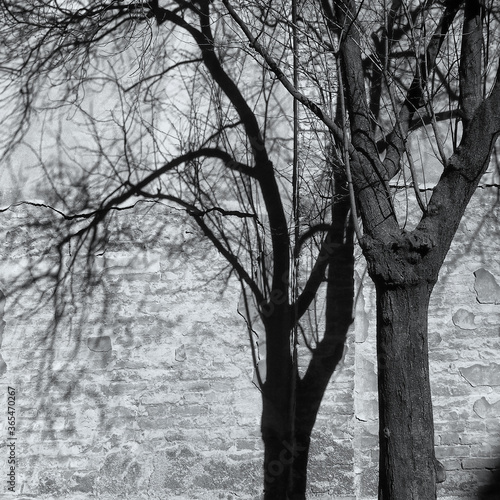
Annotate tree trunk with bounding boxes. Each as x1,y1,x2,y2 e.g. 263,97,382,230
261,417,294,500
376,281,437,500
288,428,311,500
261,308,294,500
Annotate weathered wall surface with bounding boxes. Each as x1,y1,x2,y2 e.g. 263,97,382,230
0,187,499,499
0,206,264,499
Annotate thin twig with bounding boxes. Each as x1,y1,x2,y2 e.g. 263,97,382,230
336,57,363,241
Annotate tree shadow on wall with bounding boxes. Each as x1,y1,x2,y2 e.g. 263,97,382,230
478,463,500,500
0,196,207,497
438,186,500,290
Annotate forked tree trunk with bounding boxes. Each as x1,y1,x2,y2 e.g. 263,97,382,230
288,186,354,499
376,280,438,500
291,213,354,498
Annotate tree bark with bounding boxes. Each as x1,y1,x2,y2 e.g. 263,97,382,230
376,280,437,500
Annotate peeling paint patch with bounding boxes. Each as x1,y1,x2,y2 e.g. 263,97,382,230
474,269,500,304
175,344,186,362
460,363,500,387
87,336,112,352
473,397,500,419
355,399,378,422
354,276,369,343
70,472,96,493
356,356,377,393
452,308,477,330
429,330,442,346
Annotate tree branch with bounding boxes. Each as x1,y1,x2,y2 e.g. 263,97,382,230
146,193,265,305
383,0,462,178
221,0,347,148
292,226,341,323
418,64,500,263
459,0,484,128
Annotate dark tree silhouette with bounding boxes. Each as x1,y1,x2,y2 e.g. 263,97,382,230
0,1,499,499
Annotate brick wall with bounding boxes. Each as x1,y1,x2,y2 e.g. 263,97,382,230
0,186,499,499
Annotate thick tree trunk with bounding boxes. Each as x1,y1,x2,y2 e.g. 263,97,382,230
261,308,294,500
288,430,310,500
376,281,437,500
261,418,294,500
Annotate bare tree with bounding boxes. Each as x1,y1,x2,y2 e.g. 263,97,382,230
0,1,499,499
